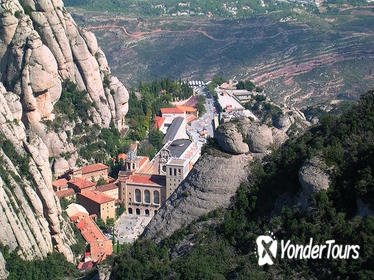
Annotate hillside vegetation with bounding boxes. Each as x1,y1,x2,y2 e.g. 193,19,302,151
69,7,374,107
109,90,374,279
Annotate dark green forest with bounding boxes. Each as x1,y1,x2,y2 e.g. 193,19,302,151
109,90,374,279
0,245,78,280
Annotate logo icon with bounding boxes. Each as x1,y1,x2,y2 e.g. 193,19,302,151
256,234,278,266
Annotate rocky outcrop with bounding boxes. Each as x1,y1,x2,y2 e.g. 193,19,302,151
0,82,75,263
143,152,252,243
215,122,249,154
274,112,292,130
298,157,330,195
0,0,129,175
0,0,128,265
245,124,273,153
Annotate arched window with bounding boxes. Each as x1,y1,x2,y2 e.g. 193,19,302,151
128,208,133,215
135,189,141,203
154,191,160,204
144,190,150,203
145,209,150,216
136,208,140,215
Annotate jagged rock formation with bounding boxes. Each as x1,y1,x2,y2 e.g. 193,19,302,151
1,0,129,175
0,0,128,265
143,153,252,243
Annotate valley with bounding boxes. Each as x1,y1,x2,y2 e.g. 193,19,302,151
69,6,374,107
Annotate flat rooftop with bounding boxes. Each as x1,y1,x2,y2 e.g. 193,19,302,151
167,159,187,166
166,139,192,158
217,91,244,111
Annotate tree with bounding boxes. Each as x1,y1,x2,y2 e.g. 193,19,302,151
138,141,157,159
96,177,106,186
149,129,164,151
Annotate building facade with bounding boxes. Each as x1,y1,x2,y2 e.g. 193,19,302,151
77,190,116,221
119,174,166,217
165,159,189,198
72,163,109,182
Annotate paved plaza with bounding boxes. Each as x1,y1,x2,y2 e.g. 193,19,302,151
115,215,152,243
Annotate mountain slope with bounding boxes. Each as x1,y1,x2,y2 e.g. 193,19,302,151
68,9,374,107
0,0,128,269
109,90,374,279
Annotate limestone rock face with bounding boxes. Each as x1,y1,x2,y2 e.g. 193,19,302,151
0,0,128,266
298,157,330,195
0,0,129,174
143,153,252,243
215,122,249,154
0,251,8,280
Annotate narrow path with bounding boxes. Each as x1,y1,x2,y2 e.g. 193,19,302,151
85,24,222,41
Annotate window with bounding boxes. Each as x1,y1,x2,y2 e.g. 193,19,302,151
144,190,150,203
128,208,133,215
169,168,172,176
174,168,177,176
145,209,150,216
136,208,140,215
178,169,181,175
135,189,141,203
154,191,160,204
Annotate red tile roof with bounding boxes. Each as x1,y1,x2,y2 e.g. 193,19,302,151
176,105,196,113
78,261,94,271
69,177,96,189
95,183,118,193
56,188,75,198
79,190,115,204
138,156,149,169
220,82,231,89
186,114,197,123
153,116,165,129
70,213,112,263
118,153,127,161
52,178,68,189
81,163,109,175
127,174,166,186
130,143,137,151
160,107,184,114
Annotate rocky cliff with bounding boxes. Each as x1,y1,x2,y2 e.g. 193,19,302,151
0,0,128,269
